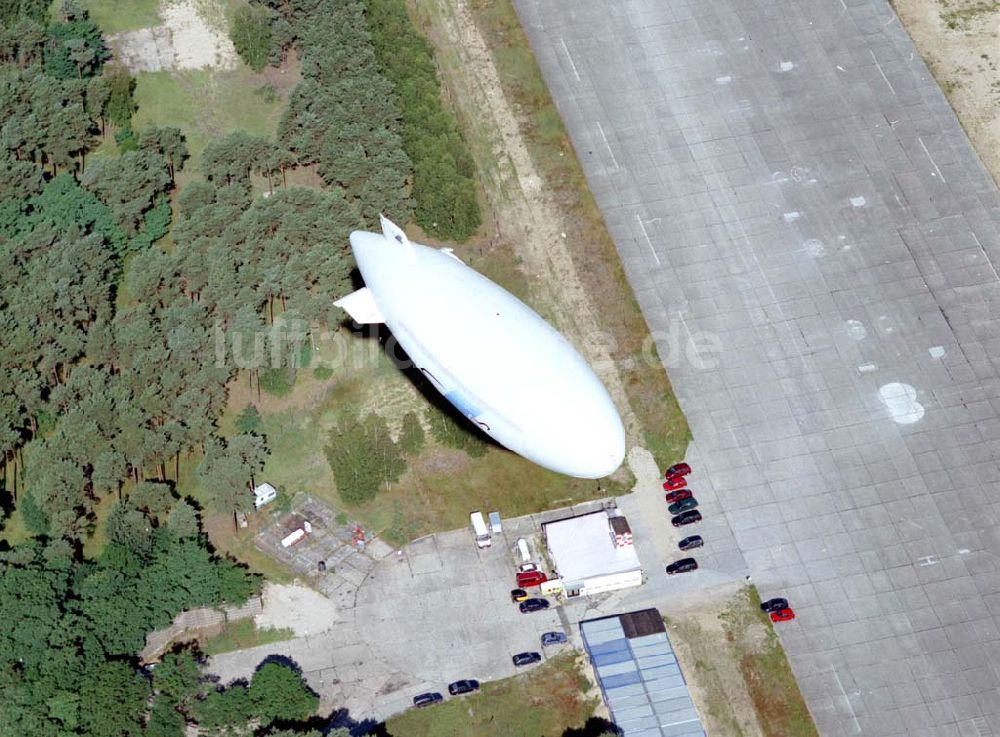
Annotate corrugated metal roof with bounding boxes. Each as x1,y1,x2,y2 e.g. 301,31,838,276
581,609,706,737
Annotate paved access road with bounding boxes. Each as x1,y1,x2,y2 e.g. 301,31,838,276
515,0,1000,734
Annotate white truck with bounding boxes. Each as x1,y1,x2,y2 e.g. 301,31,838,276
470,511,492,548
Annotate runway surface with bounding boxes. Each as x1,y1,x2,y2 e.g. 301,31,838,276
515,0,1000,733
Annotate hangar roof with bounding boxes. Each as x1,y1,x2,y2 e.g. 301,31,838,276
544,511,640,583
581,609,705,737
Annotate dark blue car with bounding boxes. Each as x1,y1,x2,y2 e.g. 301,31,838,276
541,631,567,647
412,692,443,708
519,598,550,613
512,651,542,667
448,679,480,696
678,535,703,551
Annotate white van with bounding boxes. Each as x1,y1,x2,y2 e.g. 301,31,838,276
470,511,491,548
516,537,531,563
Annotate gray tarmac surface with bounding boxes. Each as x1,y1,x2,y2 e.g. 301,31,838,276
514,0,1000,734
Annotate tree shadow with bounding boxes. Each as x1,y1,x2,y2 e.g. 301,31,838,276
324,706,387,736
561,716,622,737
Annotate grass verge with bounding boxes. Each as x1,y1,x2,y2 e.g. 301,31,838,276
200,618,295,656
725,589,817,737
668,588,818,737
384,653,598,737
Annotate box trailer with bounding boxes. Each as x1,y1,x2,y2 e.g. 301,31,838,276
470,511,491,548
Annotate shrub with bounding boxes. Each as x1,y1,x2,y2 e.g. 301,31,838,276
230,5,273,72
399,410,425,455
325,411,406,504
259,367,295,397
427,401,488,457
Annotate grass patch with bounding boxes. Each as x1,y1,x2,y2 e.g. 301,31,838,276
132,65,292,172
0,505,31,547
200,617,295,656
82,491,118,558
384,653,598,737
418,0,690,468
77,0,161,33
250,361,626,547
940,1,999,30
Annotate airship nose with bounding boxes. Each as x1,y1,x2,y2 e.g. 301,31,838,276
523,405,625,479
577,415,627,478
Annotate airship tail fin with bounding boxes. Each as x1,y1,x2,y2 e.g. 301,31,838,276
334,287,385,324
379,214,410,247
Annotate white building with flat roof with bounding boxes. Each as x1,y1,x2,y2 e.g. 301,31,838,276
543,510,643,597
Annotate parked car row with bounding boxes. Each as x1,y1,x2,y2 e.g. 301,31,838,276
664,462,702,573
761,597,796,622
412,679,481,708
413,632,567,709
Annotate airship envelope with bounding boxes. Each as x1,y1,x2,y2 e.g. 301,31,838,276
335,216,625,479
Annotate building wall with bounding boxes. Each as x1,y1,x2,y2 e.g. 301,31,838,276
575,569,643,597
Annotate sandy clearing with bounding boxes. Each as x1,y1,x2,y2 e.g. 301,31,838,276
109,0,238,73
254,582,339,636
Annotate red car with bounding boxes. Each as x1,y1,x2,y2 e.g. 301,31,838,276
517,570,548,588
770,607,795,623
663,476,687,491
665,462,691,479
665,488,692,504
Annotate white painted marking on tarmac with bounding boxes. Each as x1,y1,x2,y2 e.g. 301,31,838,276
858,362,878,373
636,214,661,266
595,121,620,170
868,49,896,95
971,231,1000,281
558,37,581,82
878,382,925,424
845,320,867,340
804,238,826,257
715,75,732,85
929,346,945,359
918,137,947,182
850,196,867,207
832,669,862,735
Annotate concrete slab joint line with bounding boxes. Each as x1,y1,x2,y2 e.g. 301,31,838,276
515,0,1000,733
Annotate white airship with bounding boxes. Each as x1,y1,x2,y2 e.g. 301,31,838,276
334,216,625,479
